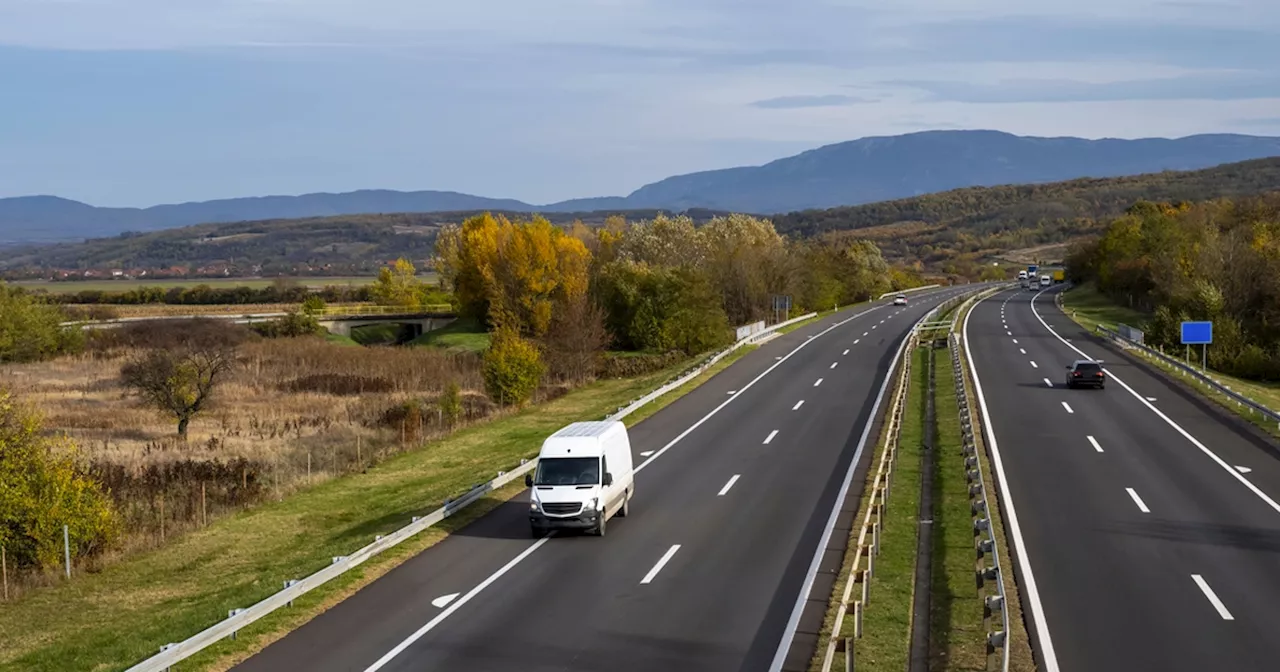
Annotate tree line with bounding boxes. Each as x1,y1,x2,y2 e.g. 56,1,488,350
1067,193,1280,380
435,211,918,405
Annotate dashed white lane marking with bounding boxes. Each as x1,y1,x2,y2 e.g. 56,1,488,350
1012,339,1018,344
640,451,655,457
854,339,860,345
718,475,741,496
843,349,849,355
830,362,838,369
1030,361,1038,369
1019,348,1027,355
764,430,778,444
1192,575,1234,620
1236,465,1253,474
793,400,805,410
1043,378,1053,387
1087,436,1104,453
863,332,869,337
814,378,824,387
641,545,682,584
1061,401,1074,414
873,325,878,330
1126,487,1150,513
431,593,459,608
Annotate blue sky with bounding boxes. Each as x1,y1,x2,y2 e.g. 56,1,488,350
1,0,1278,207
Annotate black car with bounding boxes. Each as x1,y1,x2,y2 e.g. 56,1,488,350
1065,359,1105,388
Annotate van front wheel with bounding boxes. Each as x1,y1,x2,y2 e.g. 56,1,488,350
595,512,607,537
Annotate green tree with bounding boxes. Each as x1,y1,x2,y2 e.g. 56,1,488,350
121,343,238,438
482,328,545,407
438,381,462,428
0,284,84,363
0,389,119,570
372,258,426,308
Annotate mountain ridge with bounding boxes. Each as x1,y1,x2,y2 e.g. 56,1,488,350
3,129,1280,243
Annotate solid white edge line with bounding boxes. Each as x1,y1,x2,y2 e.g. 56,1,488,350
1125,487,1151,513
718,475,741,496
1028,289,1280,515
764,430,778,444
1061,401,1074,414
361,536,552,671
793,400,805,410
640,544,681,584
964,288,1062,672
360,296,916,670
1087,436,1104,453
1191,574,1235,620
768,292,953,672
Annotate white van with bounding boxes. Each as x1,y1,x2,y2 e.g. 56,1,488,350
1018,270,1028,280
525,420,634,537
1039,275,1052,288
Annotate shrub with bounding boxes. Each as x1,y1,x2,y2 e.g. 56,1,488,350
0,284,84,363
482,328,545,407
439,381,462,427
251,311,324,338
0,389,120,570
281,373,396,396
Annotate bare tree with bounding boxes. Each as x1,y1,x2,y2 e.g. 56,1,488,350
121,345,237,439
544,294,610,384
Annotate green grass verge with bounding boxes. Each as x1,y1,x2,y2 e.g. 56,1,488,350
0,359,706,672
1061,283,1280,437
322,332,362,347
408,316,491,353
929,347,987,671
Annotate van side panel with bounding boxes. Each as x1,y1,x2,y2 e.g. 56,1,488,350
601,422,633,518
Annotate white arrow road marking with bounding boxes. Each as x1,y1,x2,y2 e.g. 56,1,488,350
431,593,459,608
1236,466,1253,474
640,451,655,457
727,390,736,395
1146,397,1157,401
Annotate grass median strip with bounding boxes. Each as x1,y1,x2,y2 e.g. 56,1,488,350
0,357,726,672
808,345,926,672
929,347,987,671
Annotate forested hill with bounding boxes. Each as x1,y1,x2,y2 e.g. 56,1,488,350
773,157,1280,270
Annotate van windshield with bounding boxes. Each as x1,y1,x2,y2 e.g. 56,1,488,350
533,457,600,486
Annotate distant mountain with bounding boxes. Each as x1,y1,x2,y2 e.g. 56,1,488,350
4,158,1279,277
3,130,1280,243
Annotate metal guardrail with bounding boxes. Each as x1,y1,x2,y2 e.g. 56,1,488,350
877,284,940,301
949,284,1014,672
121,309,820,672
815,286,994,671
1093,325,1280,428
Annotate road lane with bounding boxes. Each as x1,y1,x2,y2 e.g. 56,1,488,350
966,286,1280,672
234,286,975,672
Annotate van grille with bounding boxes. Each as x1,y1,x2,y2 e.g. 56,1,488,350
542,502,582,515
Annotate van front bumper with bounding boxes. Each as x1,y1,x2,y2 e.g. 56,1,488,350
530,508,600,529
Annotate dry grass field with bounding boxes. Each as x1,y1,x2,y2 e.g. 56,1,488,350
61,302,375,319
0,337,495,561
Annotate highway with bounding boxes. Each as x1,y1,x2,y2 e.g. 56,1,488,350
231,285,977,672
964,285,1280,672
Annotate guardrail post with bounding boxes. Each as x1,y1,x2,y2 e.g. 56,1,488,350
228,608,247,639
986,630,1007,671
283,579,300,606
845,636,855,671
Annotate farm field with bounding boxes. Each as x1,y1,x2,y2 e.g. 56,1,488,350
8,275,440,294
63,302,375,319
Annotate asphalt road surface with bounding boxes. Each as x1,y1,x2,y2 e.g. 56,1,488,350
231,285,977,672
965,285,1280,672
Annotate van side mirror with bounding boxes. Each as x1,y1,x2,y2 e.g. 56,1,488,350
603,472,613,486
525,474,533,487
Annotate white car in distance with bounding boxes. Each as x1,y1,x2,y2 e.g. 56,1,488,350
893,295,908,306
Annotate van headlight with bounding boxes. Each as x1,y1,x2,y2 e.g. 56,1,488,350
529,500,539,511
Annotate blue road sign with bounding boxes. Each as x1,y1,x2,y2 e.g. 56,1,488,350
1181,321,1213,345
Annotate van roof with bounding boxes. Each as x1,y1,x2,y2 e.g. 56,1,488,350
550,421,622,438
